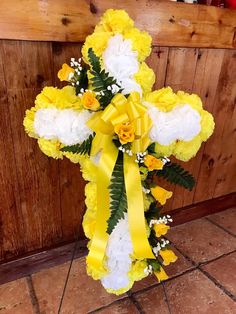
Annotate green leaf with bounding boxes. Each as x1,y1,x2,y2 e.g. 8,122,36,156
60,134,94,155
107,153,127,234
88,48,122,108
75,67,88,94
149,162,195,191
145,202,162,222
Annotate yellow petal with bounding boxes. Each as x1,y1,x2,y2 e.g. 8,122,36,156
151,186,173,205
58,63,75,81
159,249,178,266
154,267,169,282
153,223,170,237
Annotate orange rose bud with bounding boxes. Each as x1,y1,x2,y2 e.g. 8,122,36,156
114,122,135,144
151,186,173,205
81,91,100,111
144,155,164,171
57,63,75,81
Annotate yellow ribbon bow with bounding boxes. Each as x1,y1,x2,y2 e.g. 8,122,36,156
86,92,155,274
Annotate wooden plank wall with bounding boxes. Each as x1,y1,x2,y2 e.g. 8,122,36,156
0,39,235,262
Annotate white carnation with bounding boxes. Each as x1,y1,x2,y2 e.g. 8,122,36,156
101,213,133,291
146,103,201,145
102,34,142,95
34,108,94,145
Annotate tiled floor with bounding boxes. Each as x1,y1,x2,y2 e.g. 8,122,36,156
1,207,236,314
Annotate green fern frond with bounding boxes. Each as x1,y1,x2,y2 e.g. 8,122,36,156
107,153,127,234
60,134,94,155
88,48,122,108
150,162,195,191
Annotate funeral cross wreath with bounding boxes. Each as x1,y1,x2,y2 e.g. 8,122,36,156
24,9,214,294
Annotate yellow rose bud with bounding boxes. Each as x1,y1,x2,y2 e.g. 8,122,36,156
114,122,135,144
58,63,75,81
81,91,100,111
154,267,169,282
159,249,178,266
144,155,164,171
153,223,170,237
151,186,173,205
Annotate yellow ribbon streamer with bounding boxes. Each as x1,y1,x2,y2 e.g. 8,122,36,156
87,135,118,269
87,92,155,271
124,154,155,259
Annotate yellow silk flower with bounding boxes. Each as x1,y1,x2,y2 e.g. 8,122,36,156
154,267,169,282
160,249,178,266
144,155,164,171
151,186,173,205
114,122,135,144
153,223,170,237
58,63,75,81
81,91,100,111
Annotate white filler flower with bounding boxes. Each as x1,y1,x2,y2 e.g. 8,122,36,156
146,104,201,145
34,108,94,145
102,34,142,95
101,213,133,291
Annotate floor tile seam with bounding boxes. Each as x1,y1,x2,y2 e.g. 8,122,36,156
26,275,41,314
58,228,82,314
161,282,172,314
87,295,131,314
168,237,236,268
205,216,236,238
127,291,146,314
132,267,196,297
198,266,236,303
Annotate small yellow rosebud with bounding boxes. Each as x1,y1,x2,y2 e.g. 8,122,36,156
114,122,135,144
153,223,170,237
154,267,169,282
144,155,164,171
159,249,178,266
81,91,100,111
151,186,172,205
58,63,75,81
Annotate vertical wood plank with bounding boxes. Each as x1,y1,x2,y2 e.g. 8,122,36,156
146,46,169,90
0,43,26,260
179,49,225,208
52,42,86,239
2,40,63,254
163,47,198,212
194,50,236,202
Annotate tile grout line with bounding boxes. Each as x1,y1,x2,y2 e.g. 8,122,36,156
87,296,131,314
170,241,236,303
127,291,146,314
205,216,236,238
198,267,236,302
57,225,82,314
161,282,172,314
26,275,41,314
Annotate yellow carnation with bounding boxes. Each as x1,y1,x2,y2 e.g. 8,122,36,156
134,62,155,94
160,249,178,266
81,91,100,111
82,32,111,63
23,108,37,138
145,87,178,112
200,111,215,141
151,186,173,205
57,63,75,81
98,9,134,34
37,138,63,159
153,223,170,237
124,27,152,61
144,155,164,171
154,267,169,282
63,152,83,164
173,136,201,162
86,256,107,280
129,260,148,281
35,86,82,110
154,142,176,158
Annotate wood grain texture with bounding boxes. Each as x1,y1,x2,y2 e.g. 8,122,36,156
0,40,235,262
0,0,235,48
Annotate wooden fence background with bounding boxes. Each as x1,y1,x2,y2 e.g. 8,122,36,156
0,0,236,263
